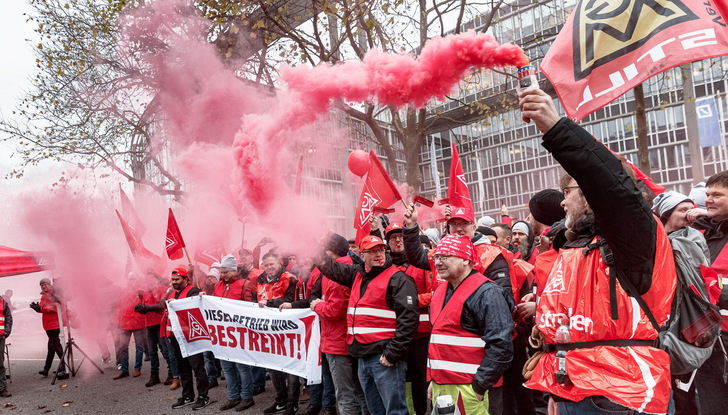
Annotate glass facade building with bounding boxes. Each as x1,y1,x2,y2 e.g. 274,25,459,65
418,0,728,221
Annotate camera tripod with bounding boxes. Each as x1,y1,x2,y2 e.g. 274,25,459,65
51,303,104,384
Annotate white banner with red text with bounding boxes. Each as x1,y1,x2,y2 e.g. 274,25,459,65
167,296,322,384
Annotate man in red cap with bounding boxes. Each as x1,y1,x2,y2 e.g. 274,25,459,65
427,234,514,414
316,235,419,415
163,266,210,410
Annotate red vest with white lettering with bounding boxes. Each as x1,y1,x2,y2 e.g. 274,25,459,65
347,265,399,345
706,242,728,331
0,298,6,336
526,221,676,414
427,273,489,384
257,271,295,301
161,284,194,338
399,264,431,337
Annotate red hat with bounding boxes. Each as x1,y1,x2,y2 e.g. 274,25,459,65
385,222,403,238
435,234,482,270
448,206,475,224
171,265,188,277
359,235,386,251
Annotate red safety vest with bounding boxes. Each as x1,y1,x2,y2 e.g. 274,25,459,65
399,264,431,336
347,265,399,345
257,272,295,301
0,297,5,336
706,241,728,331
161,285,194,338
533,248,559,297
526,223,676,414
428,273,490,384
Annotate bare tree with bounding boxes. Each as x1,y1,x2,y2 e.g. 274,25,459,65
1,0,184,195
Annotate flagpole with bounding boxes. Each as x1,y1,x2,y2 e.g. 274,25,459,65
241,221,246,251
183,247,200,289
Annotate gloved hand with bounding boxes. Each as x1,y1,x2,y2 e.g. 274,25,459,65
133,304,147,314
30,302,41,313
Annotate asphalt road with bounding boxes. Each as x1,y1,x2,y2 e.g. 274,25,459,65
0,341,284,414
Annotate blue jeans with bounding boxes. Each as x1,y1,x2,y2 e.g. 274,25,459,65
558,397,649,415
159,335,178,378
252,365,267,389
358,354,408,415
221,359,254,400
309,352,336,408
119,328,145,374
203,351,218,383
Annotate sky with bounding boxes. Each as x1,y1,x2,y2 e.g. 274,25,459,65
0,1,37,176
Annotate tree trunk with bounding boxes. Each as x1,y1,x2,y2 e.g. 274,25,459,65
634,84,651,176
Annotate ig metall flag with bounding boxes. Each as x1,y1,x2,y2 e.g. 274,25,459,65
696,97,723,148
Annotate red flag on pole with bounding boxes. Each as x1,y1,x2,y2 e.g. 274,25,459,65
119,184,146,236
116,209,142,255
194,244,227,267
294,155,303,195
353,151,403,243
166,209,186,260
446,143,473,211
541,0,728,121
116,210,166,274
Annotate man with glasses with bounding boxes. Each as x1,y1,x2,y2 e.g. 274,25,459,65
518,88,676,414
427,234,514,414
316,235,419,415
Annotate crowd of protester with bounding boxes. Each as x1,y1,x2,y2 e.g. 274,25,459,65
3,88,726,415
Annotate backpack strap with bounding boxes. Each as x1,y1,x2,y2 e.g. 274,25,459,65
595,237,661,332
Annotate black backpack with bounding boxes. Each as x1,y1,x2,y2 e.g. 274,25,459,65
599,227,721,375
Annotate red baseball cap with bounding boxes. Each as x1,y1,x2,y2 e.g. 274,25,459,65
448,206,475,224
359,235,387,251
385,222,403,238
171,265,188,277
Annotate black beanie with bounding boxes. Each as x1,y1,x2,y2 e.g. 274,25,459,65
324,233,350,257
529,189,566,226
477,226,498,239
419,235,433,248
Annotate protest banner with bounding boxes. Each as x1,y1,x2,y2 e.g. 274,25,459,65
167,295,322,384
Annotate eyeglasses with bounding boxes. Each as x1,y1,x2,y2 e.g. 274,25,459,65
562,186,580,196
361,248,385,254
433,255,454,262
448,221,473,229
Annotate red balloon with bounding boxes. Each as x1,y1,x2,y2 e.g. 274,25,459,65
347,150,370,177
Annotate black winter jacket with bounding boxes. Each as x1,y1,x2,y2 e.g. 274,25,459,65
544,118,657,294
315,254,419,363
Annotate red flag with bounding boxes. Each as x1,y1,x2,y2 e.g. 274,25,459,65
454,390,467,415
116,209,142,255
0,246,52,277
116,210,166,275
294,155,303,195
353,151,403,243
194,244,227,267
166,208,186,260
447,143,472,211
541,0,728,121
119,184,146,236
